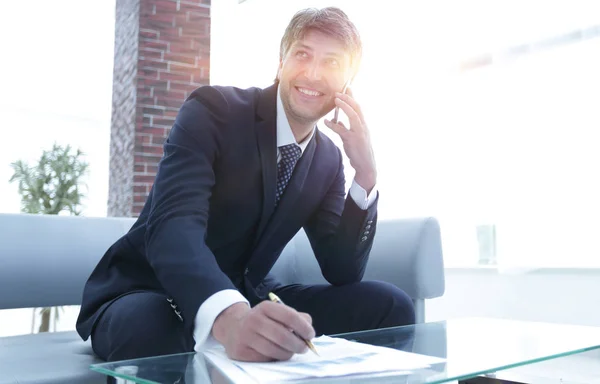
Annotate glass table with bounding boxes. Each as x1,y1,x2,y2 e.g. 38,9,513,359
91,317,600,383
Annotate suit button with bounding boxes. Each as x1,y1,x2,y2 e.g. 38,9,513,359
364,231,370,235
244,268,249,275
365,225,371,230
361,236,368,242
367,220,373,224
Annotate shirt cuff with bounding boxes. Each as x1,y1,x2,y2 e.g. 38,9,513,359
193,289,249,352
349,179,378,210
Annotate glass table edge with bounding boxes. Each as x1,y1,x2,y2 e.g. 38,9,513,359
89,320,600,384
428,344,600,384
91,345,600,384
90,365,159,384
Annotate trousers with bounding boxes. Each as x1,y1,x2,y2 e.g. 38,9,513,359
91,280,415,362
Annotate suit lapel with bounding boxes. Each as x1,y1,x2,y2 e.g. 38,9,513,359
254,134,317,252
247,134,318,287
253,84,278,245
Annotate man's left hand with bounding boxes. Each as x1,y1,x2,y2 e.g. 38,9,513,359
324,88,377,193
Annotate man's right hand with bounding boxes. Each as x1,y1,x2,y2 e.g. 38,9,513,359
211,301,315,362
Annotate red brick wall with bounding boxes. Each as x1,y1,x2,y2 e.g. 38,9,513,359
109,0,211,217
108,0,140,217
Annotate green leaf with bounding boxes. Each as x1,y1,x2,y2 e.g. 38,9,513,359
8,143,89,216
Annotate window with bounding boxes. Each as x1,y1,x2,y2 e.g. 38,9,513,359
213,0,600,268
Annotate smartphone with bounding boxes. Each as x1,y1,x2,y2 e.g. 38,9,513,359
332,79,351,124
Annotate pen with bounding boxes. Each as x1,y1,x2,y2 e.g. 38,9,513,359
268,292,319,356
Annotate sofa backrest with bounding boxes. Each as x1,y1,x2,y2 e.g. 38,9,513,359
0,213,307,310
0,213,445,311
0,213,136,310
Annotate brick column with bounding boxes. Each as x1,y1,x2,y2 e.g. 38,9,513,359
108,0,211,217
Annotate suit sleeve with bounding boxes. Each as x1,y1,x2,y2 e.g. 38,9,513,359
144,87,239,325
302,150,378,286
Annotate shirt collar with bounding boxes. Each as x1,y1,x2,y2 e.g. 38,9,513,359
276,85,315,154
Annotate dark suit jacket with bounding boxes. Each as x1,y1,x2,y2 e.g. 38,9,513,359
76,83,378,341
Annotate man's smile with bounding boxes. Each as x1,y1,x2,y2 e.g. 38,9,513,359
295,86,324,98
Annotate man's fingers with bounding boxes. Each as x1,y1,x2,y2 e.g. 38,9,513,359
282,313,315,343
324,118,348,137
337,88,365,124
256,315,307,353
227,321,294,362
343,87,365,122
225,303,314,363
299,312,312,326
334,97,362,129
247,332,295,361
261,301,316,343
228,344,278,362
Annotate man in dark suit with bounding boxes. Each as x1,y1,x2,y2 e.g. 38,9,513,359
77,6,415,363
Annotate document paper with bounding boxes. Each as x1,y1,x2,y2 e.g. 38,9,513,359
200,335,445,383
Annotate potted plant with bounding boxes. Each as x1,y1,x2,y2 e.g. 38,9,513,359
9,143,89,333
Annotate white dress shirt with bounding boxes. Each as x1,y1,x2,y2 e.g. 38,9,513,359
193,87,378,351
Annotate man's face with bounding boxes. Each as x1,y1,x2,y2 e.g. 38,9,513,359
278,29,352,127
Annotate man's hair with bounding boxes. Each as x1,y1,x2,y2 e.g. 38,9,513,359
277,7,362,80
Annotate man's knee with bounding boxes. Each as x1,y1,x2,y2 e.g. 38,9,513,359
93,292,193,362
358,280,416,327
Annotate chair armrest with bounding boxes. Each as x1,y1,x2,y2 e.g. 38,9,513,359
363,217,445,300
